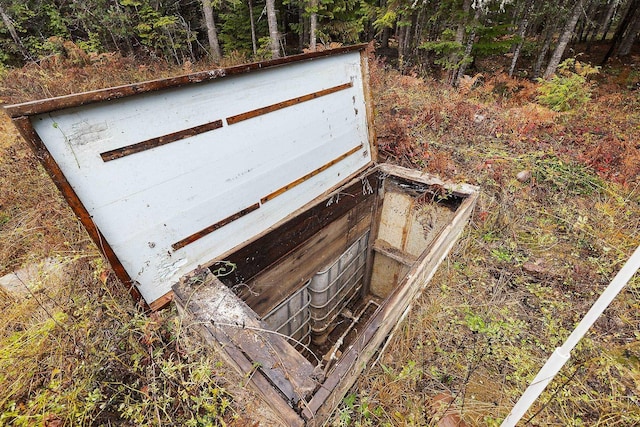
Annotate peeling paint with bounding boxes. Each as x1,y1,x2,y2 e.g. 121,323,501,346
207,69,226,79
69,120,109,146
157,257,188,281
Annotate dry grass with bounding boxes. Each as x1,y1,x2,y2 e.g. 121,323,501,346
331,57,640,426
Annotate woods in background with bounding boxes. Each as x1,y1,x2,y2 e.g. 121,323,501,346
0,0,637,82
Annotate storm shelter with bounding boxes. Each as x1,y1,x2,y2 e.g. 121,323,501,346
5,45,478,426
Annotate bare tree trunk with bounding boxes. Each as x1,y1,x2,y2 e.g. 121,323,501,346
201,0,222,62
586,0,616,50
266,0,281,58
509,0,534,77
455,28,476,84
455,0,471,45
509,29,527,77
0,4,30,60
397,21,406,72
448,0,472,83
298,6,304,50
248,0,257,55
576,0,597,42
534,25,554,79
310,0,317,51
404,10,418,58
413,9,425,51
164,26,181,64
179,15,196,62
600,0,620,40
455,7,481,85
544,0,585,79
601,0,639,63
381,27,390,48
618,4,640,55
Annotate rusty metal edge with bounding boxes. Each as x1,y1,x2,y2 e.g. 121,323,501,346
4,45,368,118
226,82,353,126
359,46,378,164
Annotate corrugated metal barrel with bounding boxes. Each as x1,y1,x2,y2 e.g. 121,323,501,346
262,283,312,350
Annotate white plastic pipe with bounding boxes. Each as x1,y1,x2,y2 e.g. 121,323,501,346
501,244,640,427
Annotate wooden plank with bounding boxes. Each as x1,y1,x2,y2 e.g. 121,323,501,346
11,116,144,306
376,191,412,248
360,179,383,298
372,239,417,266
172,203,260,251
173,290,304,427
378,163,479,198
404,198,456,257
369,251,402,299
100,119,223,162
227,82,353,125
260,144,364,204
212,175,379,287
4,45,367,118
368,188,412,297
303,188,479,425
173,271,317,406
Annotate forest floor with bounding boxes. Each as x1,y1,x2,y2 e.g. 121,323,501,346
0,45,639,426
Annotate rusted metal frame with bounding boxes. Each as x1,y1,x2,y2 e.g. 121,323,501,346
149,291,173,311
261,144,364,204
226,82,353,125
4,45,367,119
172,202,261,251
303,190,478,423
359,48,378,163
100,119,224,162
211,175,376,288
11,116,145,306
172,286,305,427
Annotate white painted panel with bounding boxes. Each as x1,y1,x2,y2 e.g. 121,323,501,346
30,50,372,304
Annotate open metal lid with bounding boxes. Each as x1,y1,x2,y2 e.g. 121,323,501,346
5,46,376,308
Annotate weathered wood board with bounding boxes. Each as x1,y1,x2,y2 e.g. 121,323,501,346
173,271,318,413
